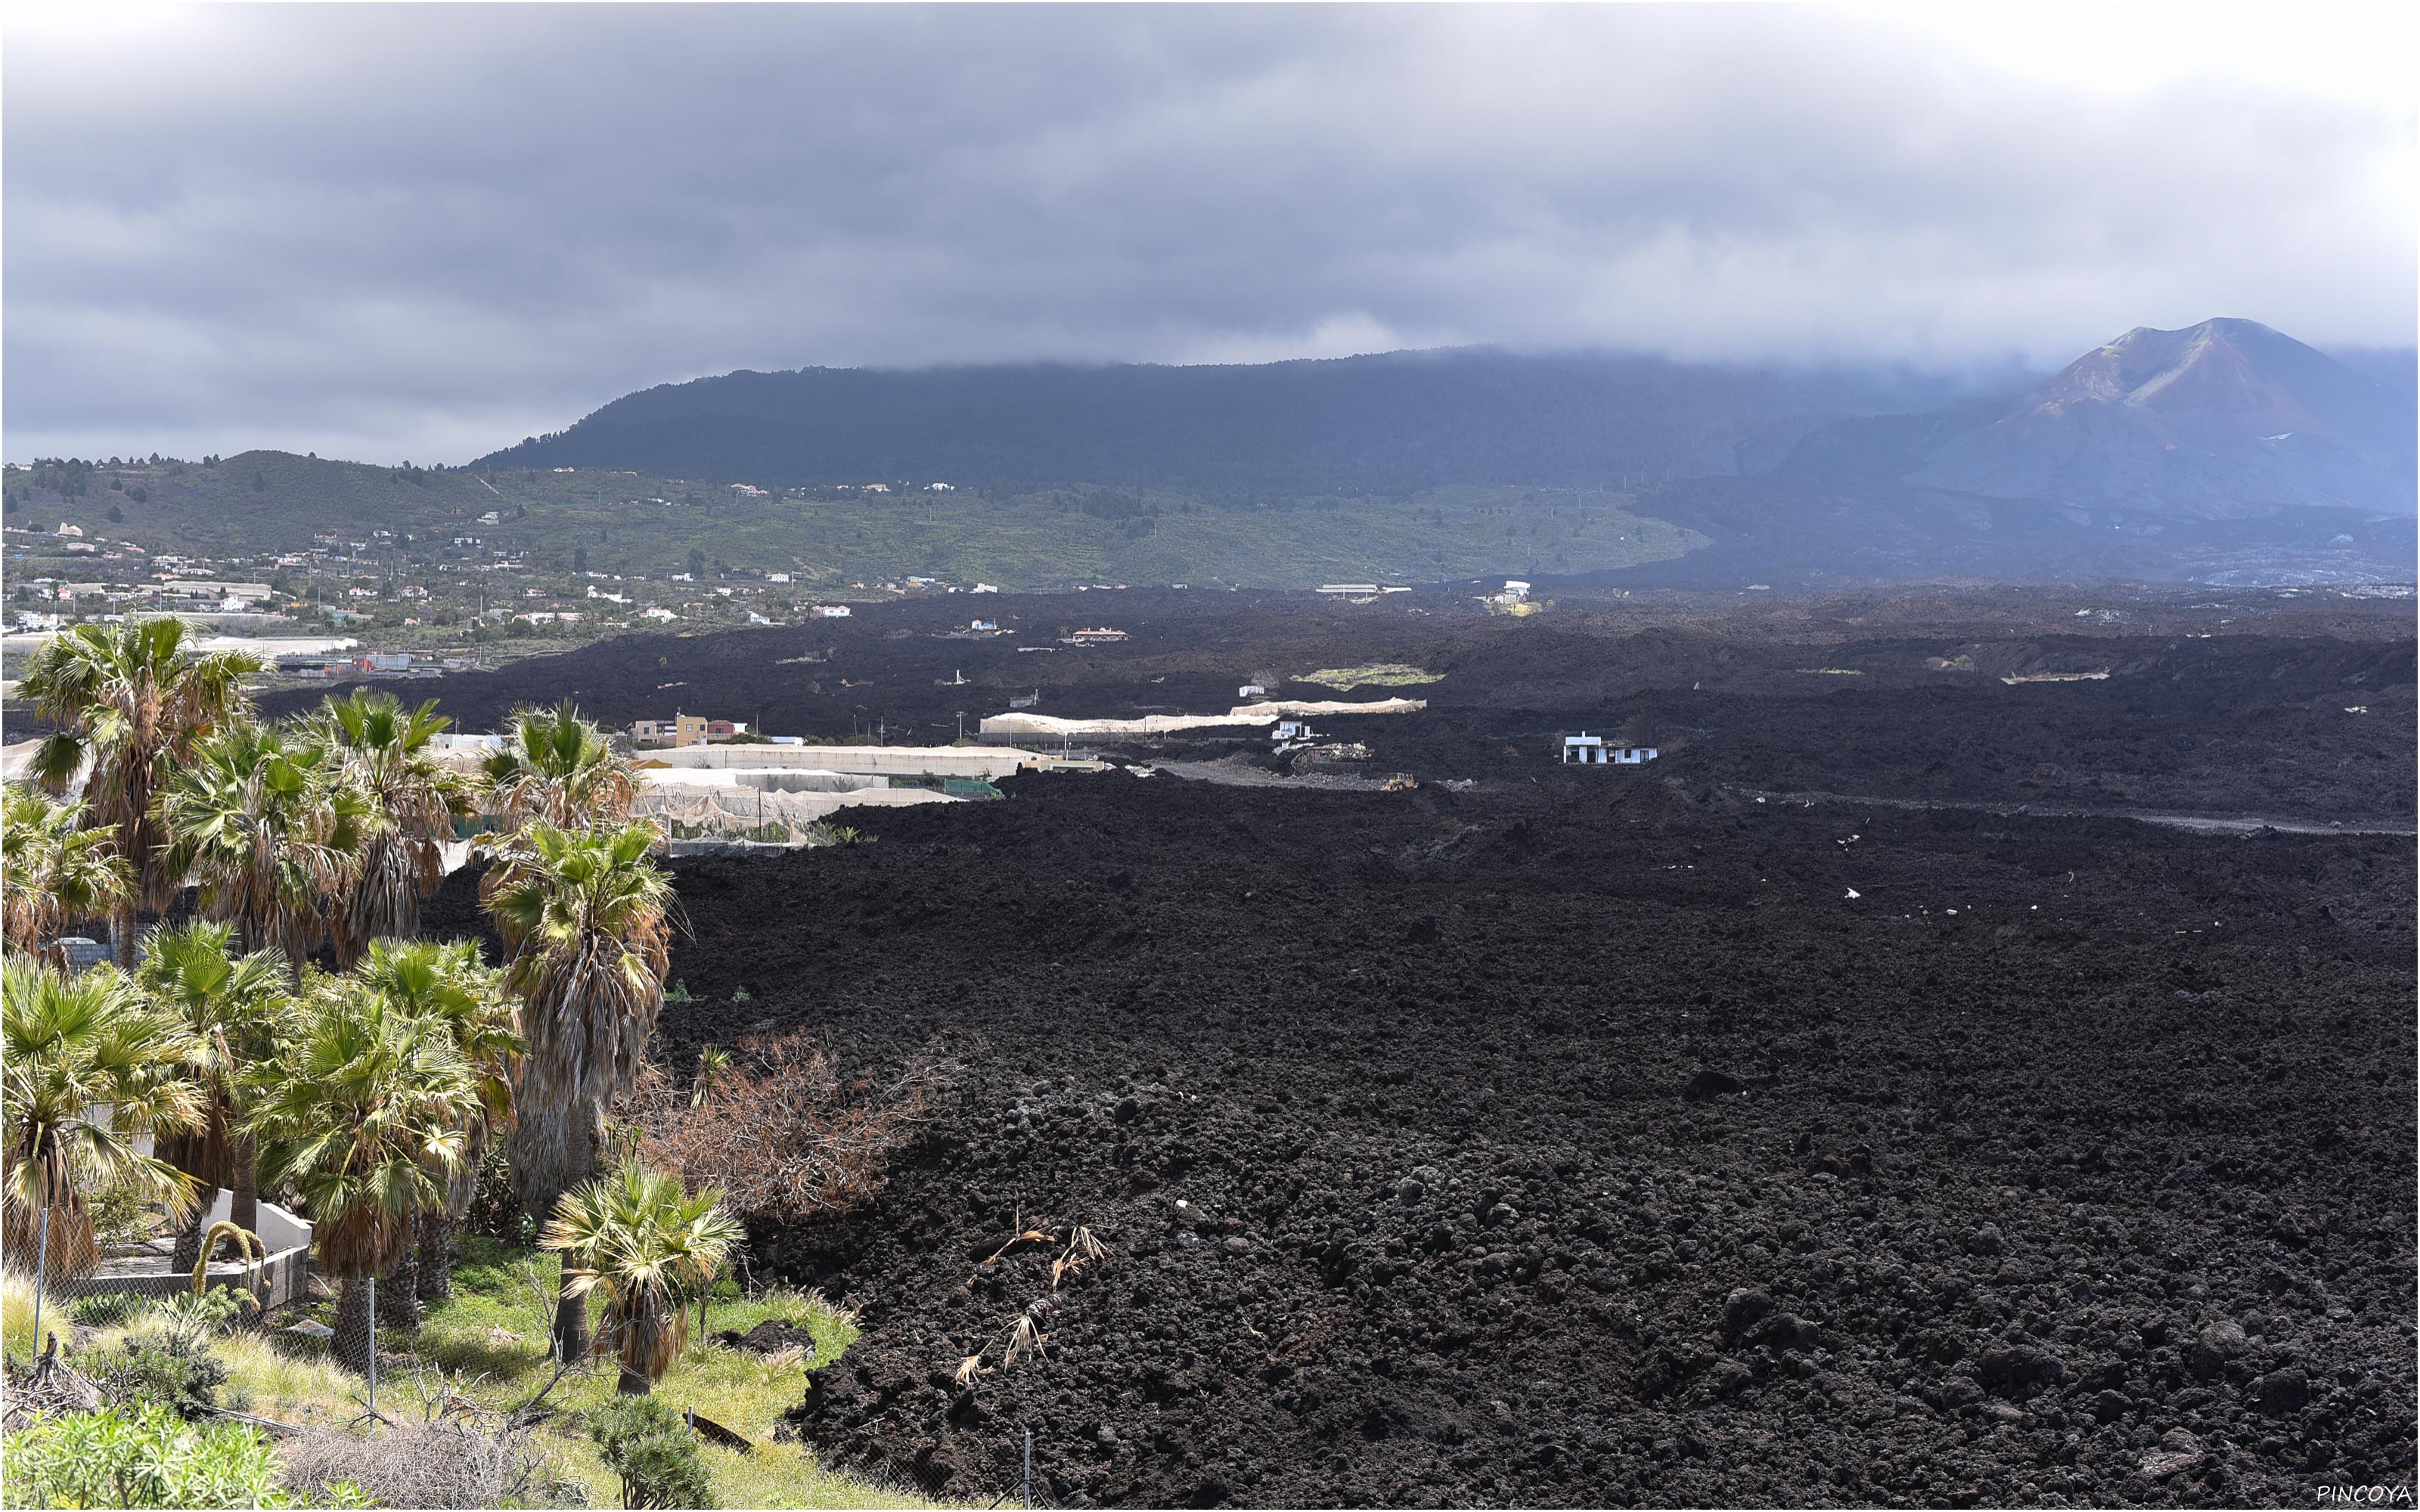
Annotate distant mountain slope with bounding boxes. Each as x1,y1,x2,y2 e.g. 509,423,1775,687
1588,474,2414,590
473,349,1993,496
1787,320,2415,515
9,451,1704,593
2322,344,2418,418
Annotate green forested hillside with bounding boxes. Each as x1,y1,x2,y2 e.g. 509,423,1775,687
6,451,1702,590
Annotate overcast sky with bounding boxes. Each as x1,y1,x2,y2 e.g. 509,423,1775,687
6,2,2413,465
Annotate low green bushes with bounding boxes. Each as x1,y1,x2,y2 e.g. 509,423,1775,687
1,1400,358,1510
588,1396,716,1510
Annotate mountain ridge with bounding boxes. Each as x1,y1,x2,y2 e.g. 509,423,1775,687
473,347,2010,497
1795,319,2417,516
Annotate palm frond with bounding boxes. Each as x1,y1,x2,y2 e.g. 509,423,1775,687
155,720,371,968
491,820,671,1215
2,959,205,1273
539,1159,742,1389
242,976,482,1278
15,619,263,924
2,784,133,960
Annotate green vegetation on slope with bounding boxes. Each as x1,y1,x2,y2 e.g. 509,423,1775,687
0,1247,950,1510
9,452,1705,592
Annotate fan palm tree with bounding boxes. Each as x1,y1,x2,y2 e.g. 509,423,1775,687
541,1160,742,1394
476,701,638,832
17,618,265,966
348,938,519,1313
2,784,133,965
156,721,374,981
486,821,672,1360
244,978,479,1373
2,959,203,1278
304,692,473,968
133,922,293,1266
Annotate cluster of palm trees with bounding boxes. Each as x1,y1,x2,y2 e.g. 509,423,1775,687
2,618,738,1394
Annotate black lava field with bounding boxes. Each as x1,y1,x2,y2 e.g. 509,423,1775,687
416,587,2415,1507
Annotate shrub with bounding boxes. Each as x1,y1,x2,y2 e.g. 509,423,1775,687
587,1396,716,1510
632,1030,954,1224
0,1399,322,1508
280,1418,558,1510
153,1286,254,1339
71,1290,147,1328
88,1337,228,1419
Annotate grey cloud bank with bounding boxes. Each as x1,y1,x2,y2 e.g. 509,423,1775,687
5,3,2412,464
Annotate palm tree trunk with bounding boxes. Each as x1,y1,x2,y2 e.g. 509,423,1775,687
334,1275,376,1377
112,903,138,969
554,1275,592,1363
616,1362,650,1396
229,1143,259,1238
377,1210,423,1330
415,1207,456,1303
169,1188,218,1272
272,919,302,990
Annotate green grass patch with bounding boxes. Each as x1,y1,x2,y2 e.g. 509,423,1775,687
2,1243,953,1509
1294,664,1443,690
393,1238,942,1509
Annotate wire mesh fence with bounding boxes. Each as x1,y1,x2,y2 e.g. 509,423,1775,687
5,1204,300,1353
6,1191,408,1442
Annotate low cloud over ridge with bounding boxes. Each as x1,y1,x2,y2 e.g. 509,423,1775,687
5,4,2412,463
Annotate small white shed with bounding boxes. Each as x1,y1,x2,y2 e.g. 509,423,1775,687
1562,732,1657,766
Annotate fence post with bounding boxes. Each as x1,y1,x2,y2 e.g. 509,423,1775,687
1024,1427,1032,1510
29,1204,51,1355
365,1275,377,1419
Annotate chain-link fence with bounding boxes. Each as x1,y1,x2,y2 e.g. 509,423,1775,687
6,1201,306,1350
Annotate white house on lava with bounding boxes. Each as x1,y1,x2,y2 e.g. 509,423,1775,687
1560,732,1657,765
